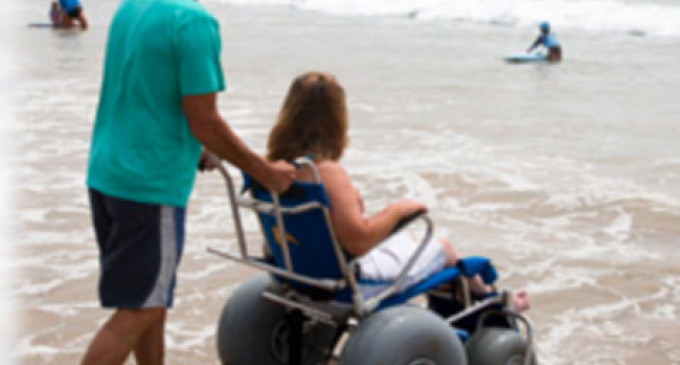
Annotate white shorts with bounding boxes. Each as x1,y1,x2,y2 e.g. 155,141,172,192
356,231,447,299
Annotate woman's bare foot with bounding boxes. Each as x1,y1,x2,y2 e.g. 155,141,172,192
511,290,530,312
438,238,459,266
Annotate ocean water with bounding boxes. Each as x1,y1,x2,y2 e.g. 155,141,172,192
7,0,680,364
0,0,18,361
215,0,680,37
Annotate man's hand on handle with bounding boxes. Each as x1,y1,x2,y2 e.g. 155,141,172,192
262,160,296,193
197,150,220,172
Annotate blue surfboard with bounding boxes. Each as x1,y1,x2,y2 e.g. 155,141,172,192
28,23,56,28
504,52,547,63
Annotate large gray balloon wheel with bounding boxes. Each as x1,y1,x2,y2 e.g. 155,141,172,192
338,306,467,365
465,327,537,365
216,273,337,365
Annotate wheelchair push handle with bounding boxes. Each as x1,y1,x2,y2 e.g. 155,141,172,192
244,156,320,195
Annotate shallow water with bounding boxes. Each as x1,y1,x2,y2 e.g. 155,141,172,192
6,1,680,364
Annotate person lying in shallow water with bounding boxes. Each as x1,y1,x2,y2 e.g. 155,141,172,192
54,0,88,29
265,71,530,311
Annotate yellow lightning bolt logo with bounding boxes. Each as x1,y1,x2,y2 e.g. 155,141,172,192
271,225,300,246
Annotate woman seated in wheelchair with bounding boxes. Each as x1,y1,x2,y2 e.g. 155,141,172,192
265,71,529,312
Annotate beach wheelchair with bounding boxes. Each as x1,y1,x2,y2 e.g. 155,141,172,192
207,156,536,365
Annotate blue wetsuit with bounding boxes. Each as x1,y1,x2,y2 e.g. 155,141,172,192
59,0,81,16
529,32,560,51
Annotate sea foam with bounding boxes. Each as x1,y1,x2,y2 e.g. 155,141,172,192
208,0,680,38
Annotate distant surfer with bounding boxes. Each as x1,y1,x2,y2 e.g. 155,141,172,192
527,21,561,62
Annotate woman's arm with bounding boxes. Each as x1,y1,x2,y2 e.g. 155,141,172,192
319,161,426,256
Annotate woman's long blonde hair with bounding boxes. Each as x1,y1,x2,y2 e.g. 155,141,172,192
267,72,348,162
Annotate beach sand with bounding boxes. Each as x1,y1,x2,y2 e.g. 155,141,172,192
7,1,680,364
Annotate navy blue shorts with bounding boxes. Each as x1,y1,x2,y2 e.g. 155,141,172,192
65,6,82,18
89,189,185,308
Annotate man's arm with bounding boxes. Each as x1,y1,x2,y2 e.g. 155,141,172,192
182,93,294,193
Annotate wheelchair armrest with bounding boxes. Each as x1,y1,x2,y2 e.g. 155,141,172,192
359,214,434,313
390,210,427,234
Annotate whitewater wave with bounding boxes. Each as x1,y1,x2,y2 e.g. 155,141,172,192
207,0,680,37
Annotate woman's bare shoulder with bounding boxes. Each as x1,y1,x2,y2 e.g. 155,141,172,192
316,160,350,182
295,160,346,184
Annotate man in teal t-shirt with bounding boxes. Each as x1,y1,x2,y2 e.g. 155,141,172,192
82,0,294,363
87,0,221,208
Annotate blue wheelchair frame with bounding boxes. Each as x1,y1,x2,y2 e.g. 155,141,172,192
207,155,534,364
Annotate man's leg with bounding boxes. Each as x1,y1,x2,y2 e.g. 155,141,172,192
133,309,167,365
81,308,165,365
85,191,185,365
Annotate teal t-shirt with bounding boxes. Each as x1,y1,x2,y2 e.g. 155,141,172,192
87,0,225,207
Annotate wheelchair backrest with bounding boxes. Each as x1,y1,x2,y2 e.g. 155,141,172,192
242,173,346,286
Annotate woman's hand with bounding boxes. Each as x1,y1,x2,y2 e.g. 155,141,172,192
392,199,428,218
